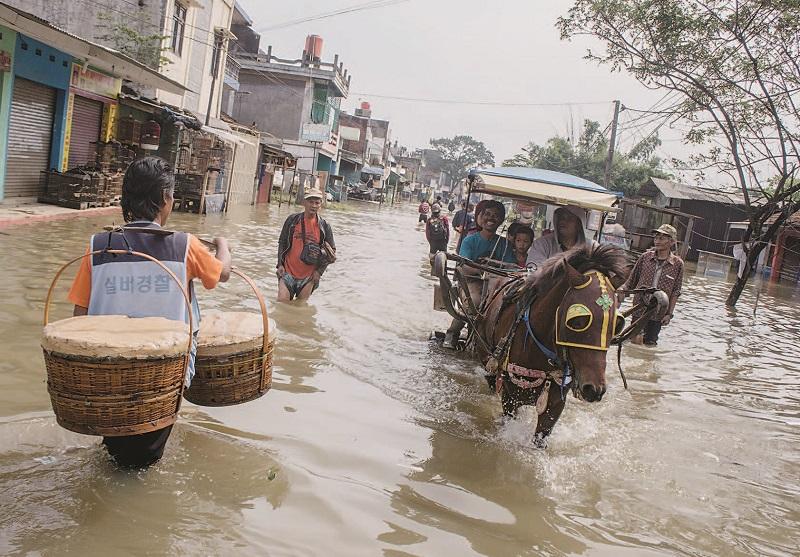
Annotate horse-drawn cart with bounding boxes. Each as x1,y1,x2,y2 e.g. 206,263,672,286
431,167,669,446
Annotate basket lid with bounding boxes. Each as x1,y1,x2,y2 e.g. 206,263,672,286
196,311,276,355
42,315,189,359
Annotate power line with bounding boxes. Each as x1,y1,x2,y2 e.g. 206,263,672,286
256,0,411,32
78,0,220,48
349,93,613,107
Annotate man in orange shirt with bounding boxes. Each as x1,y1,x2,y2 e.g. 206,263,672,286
68,156,231,467
276,188,336,302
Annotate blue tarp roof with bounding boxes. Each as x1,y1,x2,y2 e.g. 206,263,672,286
478,167,622,198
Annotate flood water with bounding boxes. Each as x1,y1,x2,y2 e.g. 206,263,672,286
0,202,798,556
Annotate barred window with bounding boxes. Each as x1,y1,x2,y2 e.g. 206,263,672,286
171,2,187,56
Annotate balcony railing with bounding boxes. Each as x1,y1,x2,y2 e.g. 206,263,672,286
224,54,241,82
235,47,351,91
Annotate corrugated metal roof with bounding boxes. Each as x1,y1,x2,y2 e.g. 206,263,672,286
648,177,747,205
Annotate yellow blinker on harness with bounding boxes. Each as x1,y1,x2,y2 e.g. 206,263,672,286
555,272,615,352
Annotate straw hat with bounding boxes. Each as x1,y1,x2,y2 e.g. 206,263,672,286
652,223,677,240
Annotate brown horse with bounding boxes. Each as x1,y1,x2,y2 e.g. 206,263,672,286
474,244,629,446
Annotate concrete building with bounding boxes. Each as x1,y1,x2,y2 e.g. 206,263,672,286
2,0,235,123
226,21,351,181
0,3,185,202
338,102,393,185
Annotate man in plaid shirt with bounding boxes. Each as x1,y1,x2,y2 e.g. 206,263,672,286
618,224,684,346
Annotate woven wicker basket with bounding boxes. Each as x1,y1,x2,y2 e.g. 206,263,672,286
183,269,273,407
42,249,193,436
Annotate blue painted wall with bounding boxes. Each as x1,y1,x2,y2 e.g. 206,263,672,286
316,153,333,174
2,34,73,197
15,35,72,175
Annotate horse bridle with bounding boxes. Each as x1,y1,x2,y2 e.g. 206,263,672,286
489,270,623,400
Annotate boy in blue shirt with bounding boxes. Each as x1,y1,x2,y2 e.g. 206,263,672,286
444,200,516,348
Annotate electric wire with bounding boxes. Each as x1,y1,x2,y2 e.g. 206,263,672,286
257,0,411,32
349,92,613,107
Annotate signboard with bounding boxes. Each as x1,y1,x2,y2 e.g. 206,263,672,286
61,92,75,172
0,51,11,72
339,126,361,141
301,123,331,142
71,65,122,99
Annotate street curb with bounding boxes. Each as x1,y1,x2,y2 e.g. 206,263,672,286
0,206,122,230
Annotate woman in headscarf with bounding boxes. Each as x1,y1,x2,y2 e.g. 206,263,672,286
526,205,592,268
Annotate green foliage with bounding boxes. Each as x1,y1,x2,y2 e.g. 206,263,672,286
558,0,800,306
96,14,170,69
429,135,495,181
502,119,670,196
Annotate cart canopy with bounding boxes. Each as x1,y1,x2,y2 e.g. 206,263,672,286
473,167,622,212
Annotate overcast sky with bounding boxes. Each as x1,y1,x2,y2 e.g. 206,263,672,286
238,0,689,174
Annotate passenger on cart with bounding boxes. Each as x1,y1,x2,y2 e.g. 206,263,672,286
443,200,516,349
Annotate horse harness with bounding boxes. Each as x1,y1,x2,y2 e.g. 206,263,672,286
485,271,621,414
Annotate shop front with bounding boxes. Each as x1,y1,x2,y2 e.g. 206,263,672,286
63,65,121,170
3,34,71,199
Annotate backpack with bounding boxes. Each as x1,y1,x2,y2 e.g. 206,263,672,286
428,217,446,241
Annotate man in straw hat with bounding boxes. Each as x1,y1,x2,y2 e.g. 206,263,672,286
277,188,336,302
617,223,684,346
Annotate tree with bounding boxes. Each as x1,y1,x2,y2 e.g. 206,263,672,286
429,135,495,182
502,119,670,196
559,0,800,307
96,14,170,69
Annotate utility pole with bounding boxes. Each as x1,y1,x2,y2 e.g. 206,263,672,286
603,100,621,188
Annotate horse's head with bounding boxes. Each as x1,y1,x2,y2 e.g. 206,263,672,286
553,258,624,402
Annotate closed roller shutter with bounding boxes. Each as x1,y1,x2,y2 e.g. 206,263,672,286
5,78,57,197
68,95,103,169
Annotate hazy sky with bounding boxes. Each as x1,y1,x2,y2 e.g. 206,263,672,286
238,0,687,172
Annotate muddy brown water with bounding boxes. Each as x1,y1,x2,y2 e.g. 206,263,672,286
0,203,798,556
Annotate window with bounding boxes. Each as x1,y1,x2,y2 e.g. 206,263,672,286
171,2,187,55
311,83,329,124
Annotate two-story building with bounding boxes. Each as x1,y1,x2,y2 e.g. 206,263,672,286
229,31,350,185
0,2,187,202
3,0,234,123
338,102,392,186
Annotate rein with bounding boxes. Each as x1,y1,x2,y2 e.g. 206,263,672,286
609,286,664,389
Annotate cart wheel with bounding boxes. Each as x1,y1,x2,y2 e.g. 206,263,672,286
432,251,448,278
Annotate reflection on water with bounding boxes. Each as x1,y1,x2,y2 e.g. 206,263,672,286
0,202,798,556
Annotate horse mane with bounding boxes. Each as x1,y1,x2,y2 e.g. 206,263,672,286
532,244,630,293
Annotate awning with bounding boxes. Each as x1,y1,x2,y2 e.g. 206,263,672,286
474,167,622,212
202,125,256,147
0,3,189,95
362,165,384,176
339,150,363,165
262,144,295,160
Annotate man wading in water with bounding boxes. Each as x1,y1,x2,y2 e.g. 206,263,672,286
443,200,516,349
425,203,450,262
276,188,336,302
617,224,684,346
68,156,232,467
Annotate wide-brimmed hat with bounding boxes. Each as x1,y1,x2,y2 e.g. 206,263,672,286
431,203,442,213
652,223,677,240
304,188,324,200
